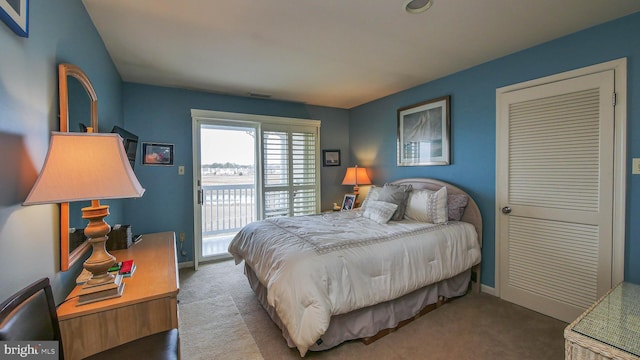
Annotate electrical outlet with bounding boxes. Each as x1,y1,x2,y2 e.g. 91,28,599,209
633,158,640,175
178,166,185,175
179,232,186,242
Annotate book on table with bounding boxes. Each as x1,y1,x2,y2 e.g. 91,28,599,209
119,259,136,277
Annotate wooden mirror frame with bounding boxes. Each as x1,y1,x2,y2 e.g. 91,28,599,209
58,63,98,271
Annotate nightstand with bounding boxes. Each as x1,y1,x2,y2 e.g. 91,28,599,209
57,232,179,360
564,282,640,360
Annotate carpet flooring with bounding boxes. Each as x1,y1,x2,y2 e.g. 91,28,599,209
179,295,263,360
178,260,568,359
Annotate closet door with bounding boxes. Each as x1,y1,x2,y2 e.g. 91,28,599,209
496,70,615,322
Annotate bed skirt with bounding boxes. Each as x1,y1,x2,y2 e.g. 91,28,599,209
244,263,471,353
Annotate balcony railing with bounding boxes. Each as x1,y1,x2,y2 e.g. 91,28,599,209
201,184,256,236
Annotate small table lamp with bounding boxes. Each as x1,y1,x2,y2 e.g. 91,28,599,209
24,132,145,304
341,165,371,197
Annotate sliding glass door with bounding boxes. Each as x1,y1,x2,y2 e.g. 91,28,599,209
192,110,320,268
197,122,258,262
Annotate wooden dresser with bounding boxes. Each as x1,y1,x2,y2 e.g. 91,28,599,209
57,231,179,360
564,282,640,360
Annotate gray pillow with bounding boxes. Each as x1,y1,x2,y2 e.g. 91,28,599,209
448,194,469,221
378,183,412,221
361,186,381,210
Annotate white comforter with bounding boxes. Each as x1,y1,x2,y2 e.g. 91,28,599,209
228,210,481,356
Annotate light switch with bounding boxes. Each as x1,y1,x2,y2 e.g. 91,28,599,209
633,158,640,175
178,166,185,175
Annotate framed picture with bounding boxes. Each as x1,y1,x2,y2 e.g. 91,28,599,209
397,95,451,166
341,194,356,211
322,149,341,167
0,0,28,37
142,142,174,166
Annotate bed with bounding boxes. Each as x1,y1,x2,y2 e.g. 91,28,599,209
228,178,482,356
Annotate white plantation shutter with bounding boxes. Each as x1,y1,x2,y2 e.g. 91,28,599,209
262,125,319,217
292,132,318,215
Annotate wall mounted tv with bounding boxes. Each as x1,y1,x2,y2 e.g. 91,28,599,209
111,126,139,169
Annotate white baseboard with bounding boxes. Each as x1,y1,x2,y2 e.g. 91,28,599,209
178,261,194,269
481,284,496,296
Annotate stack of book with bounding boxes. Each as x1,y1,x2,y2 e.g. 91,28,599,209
119,259,136,277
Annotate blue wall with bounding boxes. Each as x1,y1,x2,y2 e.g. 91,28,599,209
122,83,350,262
0,0,124,303
349,12,640,287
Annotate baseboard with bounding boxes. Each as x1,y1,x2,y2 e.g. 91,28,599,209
178,261,194,269
481,284,496,296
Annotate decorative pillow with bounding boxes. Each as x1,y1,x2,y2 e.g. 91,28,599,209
447,194,469,221
362,200,398,224
361,186,381,210
404,187,448,224
377,183,413,221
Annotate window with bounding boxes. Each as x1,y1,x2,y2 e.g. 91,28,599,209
263,125,319,217
192,109,321,223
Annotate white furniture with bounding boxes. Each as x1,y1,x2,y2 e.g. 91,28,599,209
564,282,640,360
57,232,179,360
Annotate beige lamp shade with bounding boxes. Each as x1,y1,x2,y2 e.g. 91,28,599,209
341,165,372,187
24,132,145,205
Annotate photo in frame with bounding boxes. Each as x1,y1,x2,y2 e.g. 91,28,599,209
142,142,174,166
397,95,450,166
341,194,356,211
322,149,341,167
0,0,28,37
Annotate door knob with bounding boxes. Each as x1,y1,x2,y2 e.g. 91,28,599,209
501,206,512,214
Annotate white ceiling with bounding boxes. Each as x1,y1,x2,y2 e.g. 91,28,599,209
82,0,640,109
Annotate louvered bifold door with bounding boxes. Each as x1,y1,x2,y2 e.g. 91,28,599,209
262,125,320,218
497,70,615,323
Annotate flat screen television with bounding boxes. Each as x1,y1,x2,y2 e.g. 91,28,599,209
111,126,139,169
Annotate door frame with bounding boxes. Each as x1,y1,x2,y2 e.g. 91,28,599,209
193,119,261,267
191,109,321,269
494,58,627,296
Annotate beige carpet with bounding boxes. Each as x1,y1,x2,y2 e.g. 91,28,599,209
179,260,568,359
179,295,264,360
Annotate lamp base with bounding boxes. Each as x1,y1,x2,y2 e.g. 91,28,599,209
77,200,123,306
77,273,125,306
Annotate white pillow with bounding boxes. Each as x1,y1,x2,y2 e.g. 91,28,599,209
362,200,398,224
404,187,448,224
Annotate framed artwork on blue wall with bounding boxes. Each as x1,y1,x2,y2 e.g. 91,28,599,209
322,149,341,167
142,142,174,166
0,0,28,37
397,95,450,166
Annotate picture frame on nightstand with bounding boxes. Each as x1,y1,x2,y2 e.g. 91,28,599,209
341,194,356,211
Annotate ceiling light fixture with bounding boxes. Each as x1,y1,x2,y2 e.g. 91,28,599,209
248,92,272,99
405,0,433,14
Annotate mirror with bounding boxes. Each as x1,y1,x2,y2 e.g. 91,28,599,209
58,63,98,271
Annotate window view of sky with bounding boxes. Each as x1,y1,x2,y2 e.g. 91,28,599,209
201,127,255,166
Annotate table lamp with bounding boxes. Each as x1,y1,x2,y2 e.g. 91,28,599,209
24,132,145,304
341,165,371,197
